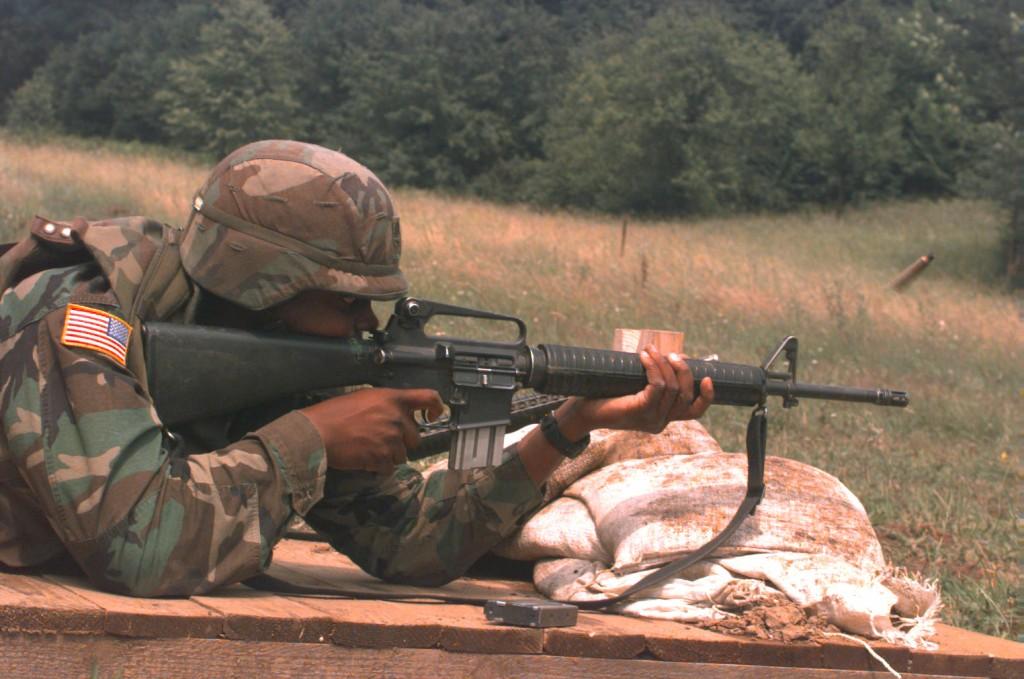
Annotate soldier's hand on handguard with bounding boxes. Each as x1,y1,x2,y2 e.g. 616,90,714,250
568,344,714,434
300,388,445,475
517,345,713,484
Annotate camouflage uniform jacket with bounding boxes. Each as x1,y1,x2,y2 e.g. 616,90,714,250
0,216,543,595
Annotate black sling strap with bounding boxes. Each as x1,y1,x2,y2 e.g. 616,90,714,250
577,404,767,609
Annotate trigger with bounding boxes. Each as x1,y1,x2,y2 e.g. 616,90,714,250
415,405,450,426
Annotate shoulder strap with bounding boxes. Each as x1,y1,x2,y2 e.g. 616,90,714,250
124,225,190,390
129,225,190,322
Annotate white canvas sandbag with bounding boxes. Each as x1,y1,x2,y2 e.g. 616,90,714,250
533,557,604,602
504,433,939,647
715,552,879,606
707,553,939,646
534,552,939,646
715,552,897,636
533,557,781,623
586,561,780,608
541,419,723,502
564,453,886,574
494,419,724,562
491,496,611,563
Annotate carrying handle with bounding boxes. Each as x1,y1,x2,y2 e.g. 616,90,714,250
391,297,528,346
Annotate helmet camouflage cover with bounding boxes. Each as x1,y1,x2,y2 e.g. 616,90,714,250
181,140,406,310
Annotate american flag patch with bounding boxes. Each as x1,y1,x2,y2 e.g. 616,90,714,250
60,304,133,366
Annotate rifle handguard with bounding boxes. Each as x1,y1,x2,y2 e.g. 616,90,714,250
531,344,765,406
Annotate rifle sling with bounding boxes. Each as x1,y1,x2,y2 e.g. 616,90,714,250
577,404,767,609
246,406,769,613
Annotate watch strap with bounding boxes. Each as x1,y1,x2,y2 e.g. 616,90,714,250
539,413,590,459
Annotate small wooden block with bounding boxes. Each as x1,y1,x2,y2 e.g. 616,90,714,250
993,656,1024,679
439,613,542,655
613,328,685,354
259,560,444,649
620,615,739,664
300,595,543,654
302,597,446,650
729,638,826,670
643,623,754,666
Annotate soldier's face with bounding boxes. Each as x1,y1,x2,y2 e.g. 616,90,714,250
267,290,379,338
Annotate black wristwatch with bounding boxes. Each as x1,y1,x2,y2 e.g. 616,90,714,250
539,413,591,459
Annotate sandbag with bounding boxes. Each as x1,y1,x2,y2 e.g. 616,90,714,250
494,496,611,563
493,419,720,560
564,453,886,574
498,438,940,648
543,419,722,501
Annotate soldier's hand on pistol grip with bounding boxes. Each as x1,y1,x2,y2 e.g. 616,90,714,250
300,388,445,475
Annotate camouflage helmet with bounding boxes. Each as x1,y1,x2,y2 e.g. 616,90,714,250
181,140,406,310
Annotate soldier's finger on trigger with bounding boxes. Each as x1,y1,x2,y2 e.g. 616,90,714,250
401,388,444,413
413,408,436,425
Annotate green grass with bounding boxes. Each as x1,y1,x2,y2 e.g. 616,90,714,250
1,131,1020,639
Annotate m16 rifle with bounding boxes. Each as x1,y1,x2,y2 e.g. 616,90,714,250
146,296,907,468
145,297,909,611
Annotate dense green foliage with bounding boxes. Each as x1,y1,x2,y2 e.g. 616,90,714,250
535,13,816,214
1,0,1020,279
159,0,301,155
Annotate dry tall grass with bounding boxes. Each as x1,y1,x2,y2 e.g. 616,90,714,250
1,134,1020,638
399,191,1016,352
0,136,203,227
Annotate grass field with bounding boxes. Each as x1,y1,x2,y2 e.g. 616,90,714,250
1,133,1020,639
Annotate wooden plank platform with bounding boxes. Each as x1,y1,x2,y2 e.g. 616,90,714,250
1,539,1020,678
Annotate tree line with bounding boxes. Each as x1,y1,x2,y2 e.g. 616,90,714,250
2,0,1020,283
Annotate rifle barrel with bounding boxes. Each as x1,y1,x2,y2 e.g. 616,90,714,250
767,380,909,407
